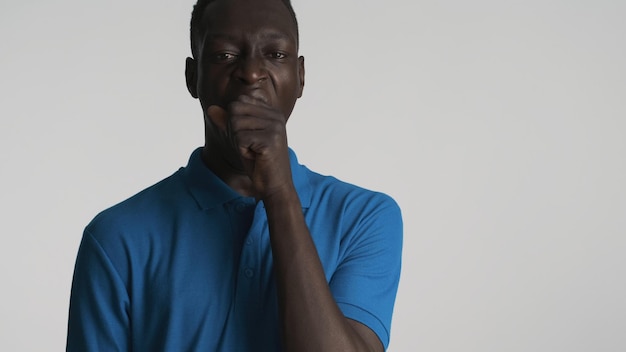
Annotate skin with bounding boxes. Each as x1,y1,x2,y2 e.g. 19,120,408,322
185,0,384,351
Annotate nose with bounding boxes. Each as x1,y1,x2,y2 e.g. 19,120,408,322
235,55,268,85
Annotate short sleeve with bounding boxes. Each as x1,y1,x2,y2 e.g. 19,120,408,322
329,194,403,349
66,230,130,352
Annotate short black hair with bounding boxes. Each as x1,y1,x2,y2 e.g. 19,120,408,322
189,0,299,58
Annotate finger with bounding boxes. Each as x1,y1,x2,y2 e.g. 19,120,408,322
230,97,269,113
234,123,285,145
237,92,270,105
207,105,228,132
230,114,287,137
229,102,285,125
234,129,283,160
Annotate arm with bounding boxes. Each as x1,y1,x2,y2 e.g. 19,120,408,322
66,230,131,352
214,96,389,351
265,189,385,352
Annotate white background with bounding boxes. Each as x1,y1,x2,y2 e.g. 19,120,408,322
1,0,625,351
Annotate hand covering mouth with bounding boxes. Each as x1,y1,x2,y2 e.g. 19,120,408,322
241,88,271,105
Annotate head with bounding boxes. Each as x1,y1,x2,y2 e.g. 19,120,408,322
185,0,305,160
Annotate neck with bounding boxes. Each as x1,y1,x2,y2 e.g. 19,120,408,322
201,145,256,197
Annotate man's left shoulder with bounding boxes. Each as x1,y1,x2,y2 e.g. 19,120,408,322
305,167,400,210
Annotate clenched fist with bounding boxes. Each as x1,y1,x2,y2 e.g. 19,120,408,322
207,94,294,200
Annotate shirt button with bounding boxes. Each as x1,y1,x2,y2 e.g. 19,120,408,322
244,268,254,278
245,238,253,245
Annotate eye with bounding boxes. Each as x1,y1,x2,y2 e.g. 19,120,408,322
269,52,287,59
212,52,238,63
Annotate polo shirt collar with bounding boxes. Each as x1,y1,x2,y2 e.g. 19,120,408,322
182,147,312,210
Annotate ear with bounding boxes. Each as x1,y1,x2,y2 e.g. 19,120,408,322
297,56,305,98
185,57,198,98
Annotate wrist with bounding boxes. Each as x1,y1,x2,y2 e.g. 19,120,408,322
262,183,300,209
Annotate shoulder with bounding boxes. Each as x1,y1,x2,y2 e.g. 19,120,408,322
289,149,400,216
303,165,401,217
85,169,188,242
298,165,403,244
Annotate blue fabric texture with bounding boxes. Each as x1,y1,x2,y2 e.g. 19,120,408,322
67,148,403,351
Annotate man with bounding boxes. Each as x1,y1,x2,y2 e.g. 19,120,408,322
67,0,402,351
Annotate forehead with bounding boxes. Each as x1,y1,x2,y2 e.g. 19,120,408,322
202,0,297,42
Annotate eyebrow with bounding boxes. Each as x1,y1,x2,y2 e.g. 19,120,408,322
205,31,294,43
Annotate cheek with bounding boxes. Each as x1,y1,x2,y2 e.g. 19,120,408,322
276,69,301,96
277,82,301,116
198,71,229,104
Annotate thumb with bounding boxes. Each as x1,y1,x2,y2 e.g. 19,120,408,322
207,105,228,132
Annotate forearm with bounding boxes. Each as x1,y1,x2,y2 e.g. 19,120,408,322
264,187,377,352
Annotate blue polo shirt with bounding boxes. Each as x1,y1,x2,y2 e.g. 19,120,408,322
67,148,402,351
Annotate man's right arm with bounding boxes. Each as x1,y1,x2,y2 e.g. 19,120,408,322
66,230,130,352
